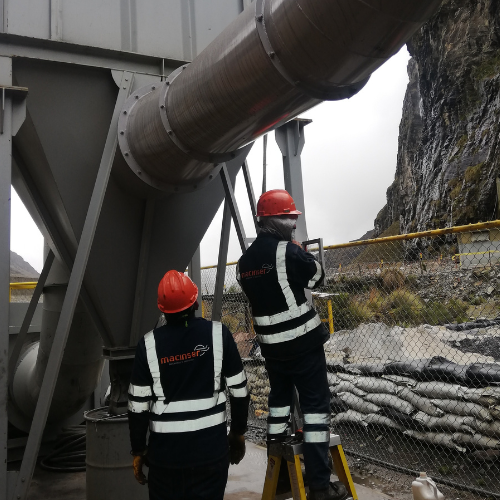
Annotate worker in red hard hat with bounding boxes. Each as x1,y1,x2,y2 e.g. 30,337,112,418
128,270,249,500
237,190,348,500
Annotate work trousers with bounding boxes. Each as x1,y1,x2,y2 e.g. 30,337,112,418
148,456,229,500
265,346,331,491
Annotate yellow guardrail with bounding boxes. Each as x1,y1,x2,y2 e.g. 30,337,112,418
199,220,500,269
322,220,500,251
9,282,37,302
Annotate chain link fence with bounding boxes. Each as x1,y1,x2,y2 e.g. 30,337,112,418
202,222,500,499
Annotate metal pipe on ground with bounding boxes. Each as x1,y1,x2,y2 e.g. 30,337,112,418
120,0,443,191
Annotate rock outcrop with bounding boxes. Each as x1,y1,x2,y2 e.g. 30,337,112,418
375,0,500,235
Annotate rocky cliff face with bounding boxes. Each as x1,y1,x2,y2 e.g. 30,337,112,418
375,0,500,235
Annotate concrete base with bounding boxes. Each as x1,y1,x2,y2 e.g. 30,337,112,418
225,443,392,500
23,443,392,500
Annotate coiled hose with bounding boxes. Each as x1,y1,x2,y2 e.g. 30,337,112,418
40,425,86,472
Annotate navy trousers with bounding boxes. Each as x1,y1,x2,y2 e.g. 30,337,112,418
266,346,331,491
148,456,229,500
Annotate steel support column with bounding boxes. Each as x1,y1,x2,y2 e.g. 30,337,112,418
12,71,132,500
242,160,259,234
275,118,311,242
212,200,232,323
0,56,27,500
0,77,12,500
188,246,202,318
220,164,247,254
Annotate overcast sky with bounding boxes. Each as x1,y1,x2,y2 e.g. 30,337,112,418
10,47,410,272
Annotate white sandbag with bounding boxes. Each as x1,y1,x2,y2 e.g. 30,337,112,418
412,412,474,434
364,413,404,431
382,375,417,387
453,432,500,450
413,382,466,400
490,406,500,420
331,381,367,397
327,373,340,386
354,377,398,394
337,392,380,414
464,387,500,407
363,393,415,415
404,430,466,452
396,388,444,417
431,399,493,422
332,409,368,426
462,417,500,438
337,373,360,383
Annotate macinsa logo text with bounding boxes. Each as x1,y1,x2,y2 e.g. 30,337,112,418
160,344,210,364
240,263,273,279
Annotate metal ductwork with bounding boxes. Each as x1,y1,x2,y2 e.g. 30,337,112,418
9,255,104,433
118,0,443,192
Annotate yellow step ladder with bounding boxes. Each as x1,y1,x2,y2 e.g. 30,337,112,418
262,434,358,500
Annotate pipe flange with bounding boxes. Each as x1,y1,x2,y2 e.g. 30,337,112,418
118,81,224,193
255,0,369,101
158,66,245,164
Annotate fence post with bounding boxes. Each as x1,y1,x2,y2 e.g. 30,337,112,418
328,299,334,334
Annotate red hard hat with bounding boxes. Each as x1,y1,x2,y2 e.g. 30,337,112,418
157,270,198,314
256,189,302,217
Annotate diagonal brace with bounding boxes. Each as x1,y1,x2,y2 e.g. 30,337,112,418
11,71,133,500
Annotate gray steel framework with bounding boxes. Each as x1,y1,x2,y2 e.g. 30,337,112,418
8,249,54,379
242,160,260,234
0,61,27,500
275,118,311,243
11,149,114,348
188,246,202,318
12,71,132,500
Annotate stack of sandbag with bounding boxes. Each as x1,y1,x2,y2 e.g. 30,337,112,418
329,358,500,454
245,363,270,415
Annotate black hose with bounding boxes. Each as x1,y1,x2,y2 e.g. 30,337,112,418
40,425,86,473
344,449,500,499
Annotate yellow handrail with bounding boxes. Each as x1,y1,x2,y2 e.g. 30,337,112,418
322,220,500,251
198,220,500,269
9,282,37,302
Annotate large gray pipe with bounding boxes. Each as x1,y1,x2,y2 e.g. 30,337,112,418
119,0,442,192
10,256,103,432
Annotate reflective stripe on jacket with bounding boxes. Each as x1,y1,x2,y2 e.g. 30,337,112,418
128,317,249,467
237,232,329,360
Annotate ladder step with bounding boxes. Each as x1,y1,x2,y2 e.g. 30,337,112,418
262,434,358,500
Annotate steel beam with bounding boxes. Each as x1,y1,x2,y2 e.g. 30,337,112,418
212,200,232,323
0,80,12,500
275,118,311,242
188,246,202,318
8,250,54,379
0,32,184,76
242,160,259,234
0,59,27,500
12,71,133,500
220,164,247,254
129,198,155,346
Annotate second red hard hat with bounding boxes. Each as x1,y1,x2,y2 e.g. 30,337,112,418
256,189,302,217
157,270,198,314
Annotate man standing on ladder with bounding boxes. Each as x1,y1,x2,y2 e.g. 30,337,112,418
237,190,348,500
128,270,250,500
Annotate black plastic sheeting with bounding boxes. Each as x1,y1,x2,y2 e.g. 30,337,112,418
380,356,500,387
445,318,500,331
